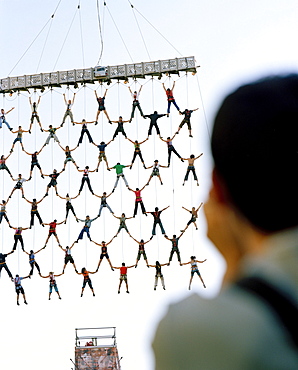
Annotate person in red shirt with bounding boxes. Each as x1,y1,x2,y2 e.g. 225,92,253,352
127,185,147,217
43,219,64,247
162,81,180,116
113,262,135,294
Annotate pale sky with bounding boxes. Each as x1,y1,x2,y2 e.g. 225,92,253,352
1,1,298,370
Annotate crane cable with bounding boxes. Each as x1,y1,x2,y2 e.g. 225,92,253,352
127,0,183,57
103,1,134,63
96,0,105,65
8,0,63,76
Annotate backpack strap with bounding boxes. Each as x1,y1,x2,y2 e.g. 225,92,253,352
235,276,298,349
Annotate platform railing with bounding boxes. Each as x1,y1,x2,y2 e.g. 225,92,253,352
0,56,197,94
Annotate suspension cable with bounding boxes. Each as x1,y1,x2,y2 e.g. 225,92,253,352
127,0,182,57
8,0,63,76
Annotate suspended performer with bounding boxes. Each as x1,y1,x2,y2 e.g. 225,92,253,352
22,146,45,179
78,166,96,194
146,159,168,186
146,206,170,236
164,232,184,265
44,168,65,196
0,251,14,280
109,162,130,191
162,81,180,115
11,226,29,252
23,196,45,228
39,271,63,300
11,126,29,151
92,139,113,171
127,185,147,217
110,116,130,139
56,192,79,223
8,174,29,199
0,107,14,131
0,200,10,225
59,143,79,170
182,153,203,186
75,267,96,297
126,136,148,169
113,262,135,294
43,219,64,247
130,235,153,268
29,95,43,132
181,203,203,233
144,111,167,136
61,92,76,125
24,247,44,275
113,213,133,237
75,215,98,242
176,108,199,138
95,191,114,217
94,89,110,123
159,134,184,167
44,124,61,145
181,256,207,289
92,238,115,271
14,274,30,305
76,119,95,145
0,153,13,178
59,245,77,273
148,261,168,290
128,85,144,120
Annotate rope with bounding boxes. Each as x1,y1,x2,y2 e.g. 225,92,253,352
8,0,63,76
78,2,86,68
52,4,80,71
195,73,211,140
127,1,183,57
96,0,105,65
104,2,134,63
36,15,54,73
128,2,151,60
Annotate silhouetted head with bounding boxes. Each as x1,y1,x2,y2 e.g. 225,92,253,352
211,74,298,232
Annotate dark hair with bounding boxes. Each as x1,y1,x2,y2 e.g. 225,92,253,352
211,74,298,232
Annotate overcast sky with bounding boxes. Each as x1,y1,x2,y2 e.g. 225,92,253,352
1,1,298,370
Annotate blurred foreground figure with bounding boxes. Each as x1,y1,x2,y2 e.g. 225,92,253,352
153,75,298,370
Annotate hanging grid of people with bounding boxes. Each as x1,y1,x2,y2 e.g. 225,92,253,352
0,74,208,304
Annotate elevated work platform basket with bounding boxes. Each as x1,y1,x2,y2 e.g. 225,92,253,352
75,327,121,370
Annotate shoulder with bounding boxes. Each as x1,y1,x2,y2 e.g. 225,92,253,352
153,289,298,370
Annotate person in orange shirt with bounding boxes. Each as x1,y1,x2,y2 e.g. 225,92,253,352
75,267,96,297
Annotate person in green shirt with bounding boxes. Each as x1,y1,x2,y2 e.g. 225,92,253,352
108,162,130,191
